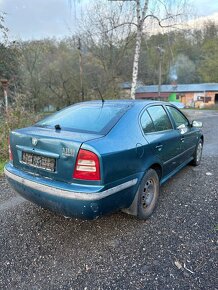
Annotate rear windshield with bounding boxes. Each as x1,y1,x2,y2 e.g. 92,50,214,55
35,103,130,134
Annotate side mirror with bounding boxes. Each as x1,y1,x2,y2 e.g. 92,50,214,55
192,120,203,128
177,124,188,134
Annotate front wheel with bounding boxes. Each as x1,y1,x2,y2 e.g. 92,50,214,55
137,169,160,220
191,139,203,166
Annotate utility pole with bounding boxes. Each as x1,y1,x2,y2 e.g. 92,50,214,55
77,37,84,102
156,46,164,100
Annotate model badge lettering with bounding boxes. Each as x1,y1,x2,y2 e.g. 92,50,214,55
62,147,75,157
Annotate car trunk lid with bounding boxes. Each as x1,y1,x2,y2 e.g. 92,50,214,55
10,126,103,183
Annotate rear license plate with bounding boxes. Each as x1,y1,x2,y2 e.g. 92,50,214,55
22,152,56,172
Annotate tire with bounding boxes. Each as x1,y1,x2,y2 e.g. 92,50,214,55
191,139,203,166
137,169,160,220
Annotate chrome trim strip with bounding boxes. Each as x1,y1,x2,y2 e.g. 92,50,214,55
4,168,138,201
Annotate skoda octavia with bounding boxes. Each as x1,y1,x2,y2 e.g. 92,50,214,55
4,100,203,220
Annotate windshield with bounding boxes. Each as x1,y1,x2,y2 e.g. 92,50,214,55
35,102,130,134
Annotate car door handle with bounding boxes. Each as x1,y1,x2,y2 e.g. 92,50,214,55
155,144,163,151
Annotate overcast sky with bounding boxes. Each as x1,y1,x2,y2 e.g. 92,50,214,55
0,0,218,40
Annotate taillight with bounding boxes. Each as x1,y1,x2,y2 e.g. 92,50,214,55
8,137,13,161
73,149,100,181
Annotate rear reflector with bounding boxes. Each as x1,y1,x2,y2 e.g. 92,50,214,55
73,149,100,180
8,137,13,161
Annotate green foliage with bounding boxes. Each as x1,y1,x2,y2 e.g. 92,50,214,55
0,108,42,162
0,44,19,79
0,20,218,113
198,38,218,82
0,160,6,176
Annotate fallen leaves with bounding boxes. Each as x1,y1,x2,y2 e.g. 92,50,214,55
174,260,194,274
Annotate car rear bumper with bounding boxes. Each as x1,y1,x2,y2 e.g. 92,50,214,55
4,163,138,219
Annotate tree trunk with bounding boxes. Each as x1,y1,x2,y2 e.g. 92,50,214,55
130,0,149,100
130,27,142,99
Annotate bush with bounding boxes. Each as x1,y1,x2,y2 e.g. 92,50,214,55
0,108,41,162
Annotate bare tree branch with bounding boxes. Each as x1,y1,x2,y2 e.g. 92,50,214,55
143,13,182,28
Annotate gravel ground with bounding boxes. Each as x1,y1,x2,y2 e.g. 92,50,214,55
0,110,217,290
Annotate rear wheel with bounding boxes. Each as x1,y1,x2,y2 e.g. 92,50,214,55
137,169,160,220
191,139,203,166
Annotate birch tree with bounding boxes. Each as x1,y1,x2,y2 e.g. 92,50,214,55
109,0,187,99
131,0,148,99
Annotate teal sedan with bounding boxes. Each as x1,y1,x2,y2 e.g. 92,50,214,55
4,100,203,220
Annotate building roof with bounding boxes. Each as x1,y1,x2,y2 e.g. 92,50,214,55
120,82,131,89
136,83,218,94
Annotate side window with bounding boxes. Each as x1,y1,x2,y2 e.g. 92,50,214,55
147,106,172,132
167,106,189,127
140,110,155,134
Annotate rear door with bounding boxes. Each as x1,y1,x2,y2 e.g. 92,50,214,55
140,105,181,176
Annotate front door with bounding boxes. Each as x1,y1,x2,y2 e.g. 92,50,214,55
166,105,197,161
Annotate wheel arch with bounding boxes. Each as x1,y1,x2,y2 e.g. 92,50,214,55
150,163,162,181
122,162,162,217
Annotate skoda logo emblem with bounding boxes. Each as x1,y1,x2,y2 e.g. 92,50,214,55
32,138,38,146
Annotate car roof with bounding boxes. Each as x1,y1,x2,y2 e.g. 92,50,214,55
78,99,170,108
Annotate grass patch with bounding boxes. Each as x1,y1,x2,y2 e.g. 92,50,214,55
0,160,6,176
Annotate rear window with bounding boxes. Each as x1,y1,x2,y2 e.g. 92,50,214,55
36,103,130,134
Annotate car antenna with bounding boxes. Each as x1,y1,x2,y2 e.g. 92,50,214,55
96,87,104,106
55,124,61,130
